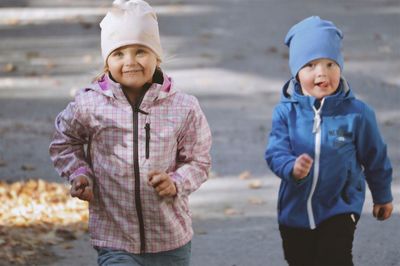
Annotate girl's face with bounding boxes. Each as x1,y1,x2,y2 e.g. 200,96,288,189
297,58,341,100
107,44,158,90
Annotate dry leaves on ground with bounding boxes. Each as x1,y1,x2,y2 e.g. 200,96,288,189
247,197,265,205
238,171,252,180
224,207,241,216
2,63,17,73
0,179,88,265
248,180,263,189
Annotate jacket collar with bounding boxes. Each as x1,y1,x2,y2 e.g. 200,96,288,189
140,73,174,112
93,72,175,109
280,77,354,112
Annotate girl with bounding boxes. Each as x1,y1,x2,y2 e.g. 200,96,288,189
49,1,212,265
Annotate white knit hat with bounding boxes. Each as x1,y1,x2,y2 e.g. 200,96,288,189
100,0,163,63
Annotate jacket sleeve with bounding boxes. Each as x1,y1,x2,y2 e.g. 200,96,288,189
265,105,297,182
49,95,93,184
356,104,393,204
171,97,212,197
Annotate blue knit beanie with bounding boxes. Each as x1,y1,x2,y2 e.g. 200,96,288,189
284,16,344,77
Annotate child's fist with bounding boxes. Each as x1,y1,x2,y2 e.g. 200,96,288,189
70,175,93,202
373,202,393,221
148,170,177,197
292,153,313,181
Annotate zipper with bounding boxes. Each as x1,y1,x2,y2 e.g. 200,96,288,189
133,106,146,253
307,99,325,229
122,87,149,254
145,123,150,159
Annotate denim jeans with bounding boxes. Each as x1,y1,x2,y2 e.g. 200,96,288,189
96,241,191,266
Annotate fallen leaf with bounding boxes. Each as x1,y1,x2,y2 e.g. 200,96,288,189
41,230,61,245
199,32,213,41
83,54,93,64
200,53,213,58
26,51,40,59
248,180,263,189
63,243,74,249
3,63,17,73
194,229,207,235
239,171,251,180
0,160,7,167
5,19,20,26
77,17,93,29
0,179,89,264
384,120,394,126
281,51,289,59
266,46,278,54
28,71,38,76
224,208,240,216
46,60,56,70
21,164,36,171
55,228,77,241
248,197,265,205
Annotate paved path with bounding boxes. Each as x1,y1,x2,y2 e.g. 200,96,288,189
0,0,399,265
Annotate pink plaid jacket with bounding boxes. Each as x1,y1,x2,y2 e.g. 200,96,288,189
49,73,212,253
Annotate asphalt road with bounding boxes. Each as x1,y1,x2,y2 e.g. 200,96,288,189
0,0,399,265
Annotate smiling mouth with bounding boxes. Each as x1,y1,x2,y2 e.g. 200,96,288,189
123,70,142,74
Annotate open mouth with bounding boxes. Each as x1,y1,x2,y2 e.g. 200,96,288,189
315,81,328,88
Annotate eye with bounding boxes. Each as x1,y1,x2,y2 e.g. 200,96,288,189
305,63,314,68
136,49,147,56
112,50,124,57
327,62,334,68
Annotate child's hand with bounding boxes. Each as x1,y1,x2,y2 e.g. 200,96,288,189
373,202,393,221
292,153,313,181
148,170,177,197
70,175,93,202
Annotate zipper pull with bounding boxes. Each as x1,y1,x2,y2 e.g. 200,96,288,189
312,98,325,133
312,113,321,133
135,107,149,115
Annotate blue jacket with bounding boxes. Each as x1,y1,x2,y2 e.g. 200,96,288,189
265,78,392,229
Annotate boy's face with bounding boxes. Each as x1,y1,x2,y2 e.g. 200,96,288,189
107,44,158,90
297,58,341,100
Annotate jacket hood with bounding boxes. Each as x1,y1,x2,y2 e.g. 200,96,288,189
280,77,354,111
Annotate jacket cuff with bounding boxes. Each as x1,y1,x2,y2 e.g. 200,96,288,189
293,174,310,185
170,172,185,197
283,160,296,181
372,187,393,205
69,166,92,184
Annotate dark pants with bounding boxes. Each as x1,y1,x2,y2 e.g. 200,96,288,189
279,213,358,266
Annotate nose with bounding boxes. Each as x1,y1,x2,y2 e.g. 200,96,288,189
124,52,137,65
315,64,327,77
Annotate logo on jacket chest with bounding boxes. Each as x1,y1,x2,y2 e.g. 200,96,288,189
328,128,353,148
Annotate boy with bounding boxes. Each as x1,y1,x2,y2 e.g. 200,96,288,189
265,16,393,266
